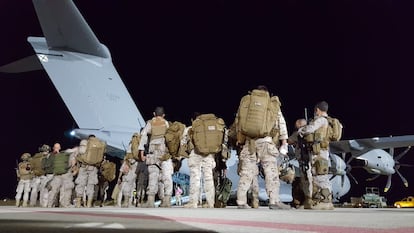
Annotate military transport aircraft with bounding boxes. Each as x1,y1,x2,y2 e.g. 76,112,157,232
2,0,414,204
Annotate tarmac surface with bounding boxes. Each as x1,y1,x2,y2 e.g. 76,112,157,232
1,205,414,233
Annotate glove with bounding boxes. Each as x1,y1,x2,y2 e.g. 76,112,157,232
297,127,305,137
279,143,288,155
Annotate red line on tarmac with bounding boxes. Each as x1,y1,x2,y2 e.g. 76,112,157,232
37,210,414,233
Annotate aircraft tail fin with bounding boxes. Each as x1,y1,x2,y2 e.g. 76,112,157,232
3,0,147,158
32,0,109,58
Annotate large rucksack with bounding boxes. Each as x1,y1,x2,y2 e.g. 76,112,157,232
191,114,225,156
237,89,280,139
130,133,141,160
165,121,186,158
325,116,343,141
80,137,106,165
30,152,45,176
101,160,116,182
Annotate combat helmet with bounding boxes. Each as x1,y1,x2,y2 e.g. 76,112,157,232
39,144,51,153
21,153,31,161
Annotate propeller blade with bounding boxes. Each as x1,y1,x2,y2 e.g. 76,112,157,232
348,173,359,185
394,146,411,161
384,175,392,192
329,175,337,181
395,169,409,188
399,163,414,167
366,174,380,182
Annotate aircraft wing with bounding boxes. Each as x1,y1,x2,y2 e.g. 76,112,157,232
329,135,414,156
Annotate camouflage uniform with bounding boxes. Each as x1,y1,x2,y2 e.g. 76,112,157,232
40,152,56,207
185,150,216,208
298,113,333,210
117,159,137,207
74,139,100,207
15,153,33,207
238,159,259,208
236,111,291,209
29,151,48,207
139,115,172,207
181,122,227,208
47,151,75,208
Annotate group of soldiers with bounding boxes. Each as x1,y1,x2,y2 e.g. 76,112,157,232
15,85,338,210
15,135,114,208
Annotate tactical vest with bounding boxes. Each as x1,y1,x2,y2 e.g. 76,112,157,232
53,152,70,175
42,154,55,174
18,161,32,180
150,118,168,141
304,117,329,154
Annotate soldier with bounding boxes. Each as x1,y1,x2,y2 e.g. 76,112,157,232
94,155,115,207
47,145,76,208
39,144,56,207
74,135,105,208
235,85,291,210
29,144,49,207
138,106,173,208
15,153,33,207
117,156,138,207
287,118,307,208
181,112,227,208
298,101,334,210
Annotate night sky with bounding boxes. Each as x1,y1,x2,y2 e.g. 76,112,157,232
1,1,414,204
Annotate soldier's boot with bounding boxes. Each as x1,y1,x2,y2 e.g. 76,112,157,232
75,197,82,208
122,196,130,208
184,201,198,208
87,198,93,208
311,189,334,210
143,195,155,208
15,199,20,207
304,196,313,209
252,198,259,209
22,200,28,207
269,202,292,210
160,195,171,208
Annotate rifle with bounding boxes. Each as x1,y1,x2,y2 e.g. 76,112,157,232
298,108,311,179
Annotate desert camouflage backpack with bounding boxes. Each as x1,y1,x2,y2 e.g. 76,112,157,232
165,121,186,158
80,137,106,165
101,160,116,182
130,133,141,160
325,116,343,141
191,114,225,156
237,89,280,139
